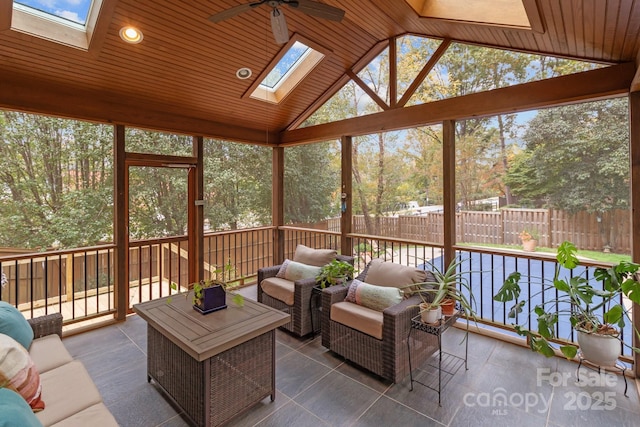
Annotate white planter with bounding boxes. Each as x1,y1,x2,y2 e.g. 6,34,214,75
420,305,442,324
577,329,621,367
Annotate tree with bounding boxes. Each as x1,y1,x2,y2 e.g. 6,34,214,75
204,140,271,230
126,129,192,239
505,98,630,249
284,143,339,224
0,112,113,249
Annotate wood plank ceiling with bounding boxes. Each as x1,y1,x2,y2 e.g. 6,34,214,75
1,0,640,144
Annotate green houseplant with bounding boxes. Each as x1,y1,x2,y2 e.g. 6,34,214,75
493,241,640,365
316,259,355,289
171,260,244,313
410,257,477,325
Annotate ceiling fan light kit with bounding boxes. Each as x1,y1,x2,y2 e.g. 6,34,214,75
209,0,345,44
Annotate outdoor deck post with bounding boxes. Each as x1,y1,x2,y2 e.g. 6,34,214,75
341,136,353,256
189,136,204,283
272,146,285,265
114,124,127,321
442,120,456,268
629,91,640,376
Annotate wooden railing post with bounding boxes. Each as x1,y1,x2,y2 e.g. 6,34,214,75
629,91,640,376
443,120,456,267
341,136,353,256
114,124,127,321
272,146,285,264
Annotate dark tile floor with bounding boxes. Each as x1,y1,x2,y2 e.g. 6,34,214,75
61,287,640,427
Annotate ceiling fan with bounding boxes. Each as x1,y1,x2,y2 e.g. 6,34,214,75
208,0,346,44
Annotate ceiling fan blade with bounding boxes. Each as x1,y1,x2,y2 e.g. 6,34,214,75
270,8,290,44
208,2,259,23
292,0,345,22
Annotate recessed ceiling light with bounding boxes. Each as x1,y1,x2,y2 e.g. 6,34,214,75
236,68,252,79
119,26,144,44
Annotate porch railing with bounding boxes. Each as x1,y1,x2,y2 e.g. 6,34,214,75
0,227,633,361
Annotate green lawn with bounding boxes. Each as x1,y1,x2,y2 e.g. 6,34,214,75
459,242,632,264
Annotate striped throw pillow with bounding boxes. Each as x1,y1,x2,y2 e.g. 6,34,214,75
0,333,45,412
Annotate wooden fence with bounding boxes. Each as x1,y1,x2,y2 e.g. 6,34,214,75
337,208,631,253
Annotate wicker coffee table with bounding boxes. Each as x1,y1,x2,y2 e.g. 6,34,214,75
133,294,290,427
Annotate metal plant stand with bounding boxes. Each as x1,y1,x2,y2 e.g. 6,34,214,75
407,309,468,406
309,285,323,336
576,352,628,397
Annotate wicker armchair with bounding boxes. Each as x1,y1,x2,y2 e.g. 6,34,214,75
321,260,437,383
257,246,354,337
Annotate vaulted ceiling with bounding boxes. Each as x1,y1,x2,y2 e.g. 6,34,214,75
1,0,640,144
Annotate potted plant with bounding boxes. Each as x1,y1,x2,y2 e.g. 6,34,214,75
493,241,640,366
519,228,539,251
316,259,355,289
172,260,244,314
410,256,477,325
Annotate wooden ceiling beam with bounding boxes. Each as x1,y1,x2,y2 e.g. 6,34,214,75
0,0,12,31
347,70,389,110
280,62,635,145
397,38,451,108
0,71,279,145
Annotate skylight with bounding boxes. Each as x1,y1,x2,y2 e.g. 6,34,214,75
14,0,92,26
405,0,544,32
260,42,311,90
247,36,327,105
7,0,104,50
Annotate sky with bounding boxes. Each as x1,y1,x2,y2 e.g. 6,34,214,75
14,0,92,25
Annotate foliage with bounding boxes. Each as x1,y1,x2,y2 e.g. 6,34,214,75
409,257,477,323
316,259,355,289
203,139,272,230
0,112,113,249
0,43,617,254
518,228,539,241
493,241,640,358
173,260,244,307
284,143,340,224
504,99,629,248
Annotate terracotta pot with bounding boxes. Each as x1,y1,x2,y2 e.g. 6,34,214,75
440,298,455,316
522,239,537,252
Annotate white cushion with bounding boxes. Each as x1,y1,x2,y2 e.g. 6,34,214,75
331,301,384,340
29,335,73,374
36,361,102,427
260,277,295,306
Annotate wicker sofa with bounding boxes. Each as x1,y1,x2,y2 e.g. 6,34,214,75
321,259,438,383
257,245,354,337
21,313,118,427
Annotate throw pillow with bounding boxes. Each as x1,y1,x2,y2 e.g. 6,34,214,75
276,259,322,282
364,259,427,288
0,301,34,350
293,245,337,267
344,279,404,312
0,388,44,427
0,333,45,412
